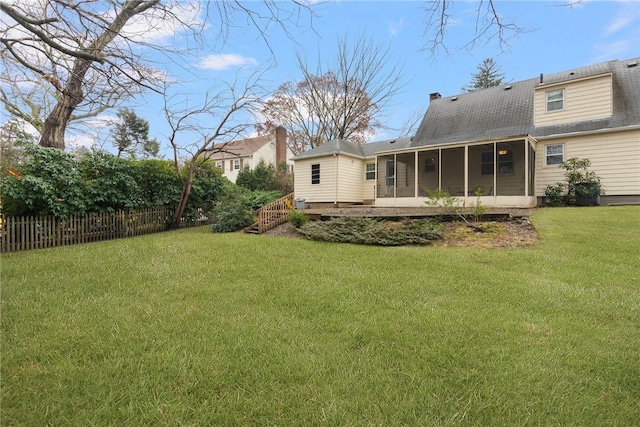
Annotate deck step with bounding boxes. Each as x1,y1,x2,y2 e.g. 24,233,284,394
244,223,260,234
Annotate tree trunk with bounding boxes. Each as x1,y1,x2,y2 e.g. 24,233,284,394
38,0,160,149
170,169,195,229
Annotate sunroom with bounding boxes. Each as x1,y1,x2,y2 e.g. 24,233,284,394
375,137,537,207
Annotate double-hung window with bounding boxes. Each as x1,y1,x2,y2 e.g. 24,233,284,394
365,163,376,180
311,164,320,184
545,144,564,166
233,159,240,170
546,89,564,111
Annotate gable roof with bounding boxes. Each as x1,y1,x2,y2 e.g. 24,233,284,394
412,57,640,148
205,134,272,160
292,58,640,161
293,137,413,160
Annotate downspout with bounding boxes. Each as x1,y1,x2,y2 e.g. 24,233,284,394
334,153,338,206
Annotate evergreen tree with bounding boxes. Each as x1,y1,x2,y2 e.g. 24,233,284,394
110,108,159,158
462,58,506,92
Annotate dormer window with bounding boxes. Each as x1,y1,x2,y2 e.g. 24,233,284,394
546,89,564,111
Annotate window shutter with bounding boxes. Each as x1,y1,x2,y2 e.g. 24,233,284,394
240,159,244,169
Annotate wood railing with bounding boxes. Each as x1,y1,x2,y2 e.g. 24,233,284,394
256,193,295,234
0,207,216,253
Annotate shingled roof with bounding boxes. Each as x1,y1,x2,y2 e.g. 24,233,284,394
293,137,413,160
205,134,272,160
412,57,640,148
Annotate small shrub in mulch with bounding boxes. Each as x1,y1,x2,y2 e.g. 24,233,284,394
298,217,444,246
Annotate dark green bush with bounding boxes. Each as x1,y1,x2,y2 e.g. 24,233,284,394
236,160,293,195
288,210,309,228
210,188,280,233
298,217,443,246
1,144,87,217
79,150,141,212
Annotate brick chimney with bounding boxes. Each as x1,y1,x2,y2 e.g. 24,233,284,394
275,126,287,167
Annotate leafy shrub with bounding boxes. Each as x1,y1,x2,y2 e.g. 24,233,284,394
210,188,280,233
184,161,229,219
298,217,443,246
424,188,485,223
544,183,566,207
543,158,603,206
288,210,309,228
131,159,181,208
236,160,293,195
247,190,281,210
79,150,141,212
1,144,87,217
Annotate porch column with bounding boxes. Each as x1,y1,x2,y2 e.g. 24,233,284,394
414,151,419,198
524,140,529,197
464,145,469,200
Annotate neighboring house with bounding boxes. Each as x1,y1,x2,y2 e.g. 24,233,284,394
293,58,640,208
205,127,294,183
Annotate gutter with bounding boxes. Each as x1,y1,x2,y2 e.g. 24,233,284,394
534,124,640,141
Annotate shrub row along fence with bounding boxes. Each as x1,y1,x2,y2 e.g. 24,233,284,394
1,207,216,253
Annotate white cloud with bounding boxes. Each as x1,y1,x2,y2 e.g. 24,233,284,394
198,53,259,71
592,39,633,62
604,1,640,36
120,2,204,43
389,18,404,37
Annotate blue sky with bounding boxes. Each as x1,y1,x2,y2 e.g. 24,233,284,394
63,1,640,153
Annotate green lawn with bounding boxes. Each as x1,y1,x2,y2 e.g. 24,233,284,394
2,207,639,425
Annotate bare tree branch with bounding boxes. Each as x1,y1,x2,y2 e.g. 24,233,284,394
422,0,526,56
261,34,405,154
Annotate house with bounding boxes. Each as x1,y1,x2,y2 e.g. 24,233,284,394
205,127,294,183
293,58,640,208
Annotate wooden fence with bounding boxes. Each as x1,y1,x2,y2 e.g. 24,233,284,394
0,207,216,253
256,192,295,234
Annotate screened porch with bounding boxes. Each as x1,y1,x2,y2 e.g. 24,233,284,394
375,139,536,207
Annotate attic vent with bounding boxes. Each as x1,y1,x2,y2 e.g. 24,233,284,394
504,85,512,90
627,61,638,68
451,96,458,101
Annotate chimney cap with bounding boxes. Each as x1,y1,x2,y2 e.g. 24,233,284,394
429,92,442,101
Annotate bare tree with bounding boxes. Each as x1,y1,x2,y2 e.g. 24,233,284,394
261,35,405,154
422,0,525,56
162,73,265,229
0,0,315,150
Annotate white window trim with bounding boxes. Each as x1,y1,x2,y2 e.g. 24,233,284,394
544,143,565,167
546,89,564,112
365,163,376,180
233,159,240,170
311,164,320,185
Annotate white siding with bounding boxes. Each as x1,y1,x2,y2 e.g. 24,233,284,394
535,129,640,196
534,74,613,127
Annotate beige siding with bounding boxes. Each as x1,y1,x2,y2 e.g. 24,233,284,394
535,129,640,196
294,157,337,203
336,156,365,202
534,74,612,127
363,161,376,201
